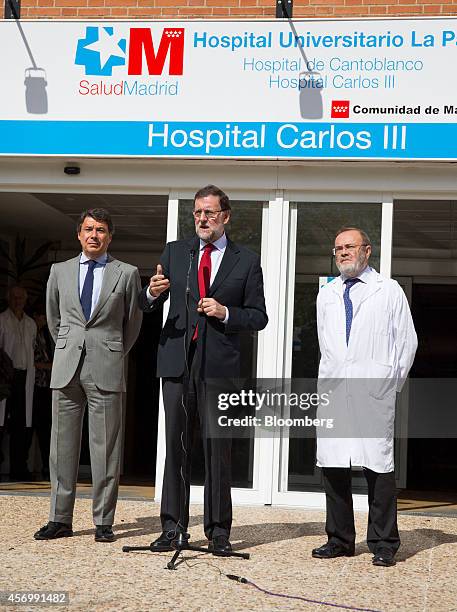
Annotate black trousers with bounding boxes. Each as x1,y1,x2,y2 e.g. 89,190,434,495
322,466,400,554
161,342,232,539
0,370,32,477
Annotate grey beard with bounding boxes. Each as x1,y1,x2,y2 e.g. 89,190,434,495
337,261,360,277
336,252,367,278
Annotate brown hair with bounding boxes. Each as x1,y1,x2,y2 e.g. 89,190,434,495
194,185,231,211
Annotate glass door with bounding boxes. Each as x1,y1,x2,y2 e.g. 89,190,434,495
154,195,273,506
178,198,264,492
154,194,396,508
272,200,388,507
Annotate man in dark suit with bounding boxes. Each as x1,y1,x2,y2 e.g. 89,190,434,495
139,185,268,554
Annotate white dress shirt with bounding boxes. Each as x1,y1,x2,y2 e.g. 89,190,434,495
7,310,28,370
340,265,371,311
197,233,229,323
197,233,227,283
0,308,36,427
79,252,108,318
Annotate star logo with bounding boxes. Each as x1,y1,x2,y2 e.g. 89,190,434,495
75,26,126,76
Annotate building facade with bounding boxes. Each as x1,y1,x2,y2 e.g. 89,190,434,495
1,7,456,508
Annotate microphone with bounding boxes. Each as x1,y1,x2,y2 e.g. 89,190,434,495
186,249,196,295
184,249,196,372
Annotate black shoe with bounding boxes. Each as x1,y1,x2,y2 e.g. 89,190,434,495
95,525,115,543
372,547,396,567
150,531,181,552
34,521,73,540
209,535,232,556
312,542,354,559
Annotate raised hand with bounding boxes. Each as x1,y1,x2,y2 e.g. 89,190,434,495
148,264,170,298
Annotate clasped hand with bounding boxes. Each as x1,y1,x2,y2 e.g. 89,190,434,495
197,297,226,320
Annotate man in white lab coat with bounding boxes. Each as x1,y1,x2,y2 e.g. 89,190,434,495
312,227,417,567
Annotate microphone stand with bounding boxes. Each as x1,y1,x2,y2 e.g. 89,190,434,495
123,248,249,569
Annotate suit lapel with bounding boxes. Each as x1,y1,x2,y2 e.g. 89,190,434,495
208,238,240,297
69,255,86,324
88,256,122,323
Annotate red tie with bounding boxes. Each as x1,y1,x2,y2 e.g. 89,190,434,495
193,243,215,340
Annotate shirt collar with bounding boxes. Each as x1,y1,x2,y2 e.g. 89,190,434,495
199,233,227,252
80,252,108,265
340,264,371,284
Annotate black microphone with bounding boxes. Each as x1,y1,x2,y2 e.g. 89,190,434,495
184,249,196,373
186,249,196,295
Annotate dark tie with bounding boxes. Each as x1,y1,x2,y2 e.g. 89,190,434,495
193,243,215,340
80,260,97,321
343,278,361,345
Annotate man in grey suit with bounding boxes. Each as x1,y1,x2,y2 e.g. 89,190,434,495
34,208,142,543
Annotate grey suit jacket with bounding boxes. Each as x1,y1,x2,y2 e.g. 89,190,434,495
46,254,143,392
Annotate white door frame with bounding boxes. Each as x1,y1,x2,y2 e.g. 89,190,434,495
154,194,284,506
155,193,396,508
270,196,395,510
154,197,179,502
393,276,413,489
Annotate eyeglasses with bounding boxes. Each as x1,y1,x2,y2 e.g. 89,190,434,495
332,243,368,256
193,209,224,221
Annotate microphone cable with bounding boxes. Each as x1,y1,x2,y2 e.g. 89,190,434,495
172,248,196,539
225,574,381,612
181,558,381,612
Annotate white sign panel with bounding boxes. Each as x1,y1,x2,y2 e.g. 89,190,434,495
2,18,457,159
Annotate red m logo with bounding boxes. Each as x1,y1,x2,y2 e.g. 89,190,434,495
128,28,185,76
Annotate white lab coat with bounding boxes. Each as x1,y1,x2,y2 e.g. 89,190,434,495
316,267,417,473
0,309,36,427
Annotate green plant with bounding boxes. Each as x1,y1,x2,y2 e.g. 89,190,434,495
0,235,56,303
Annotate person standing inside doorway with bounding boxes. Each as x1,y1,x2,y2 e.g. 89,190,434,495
32,303,54,480
0,286,36,480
